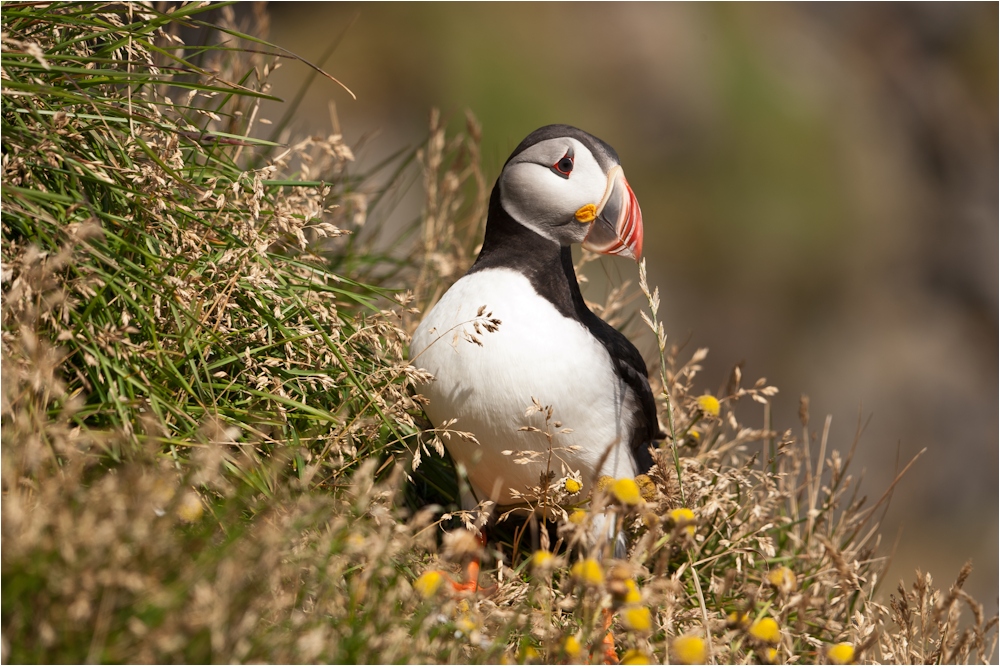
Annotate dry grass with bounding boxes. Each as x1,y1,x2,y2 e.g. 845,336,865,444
1,4,995,664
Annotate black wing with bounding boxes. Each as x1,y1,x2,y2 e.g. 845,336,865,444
553,247,663,473
578,311,664,474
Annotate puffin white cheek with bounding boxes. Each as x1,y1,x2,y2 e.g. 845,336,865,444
501,165,602,229
501,167,568,227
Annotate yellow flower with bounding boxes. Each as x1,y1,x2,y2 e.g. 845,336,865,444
767,566,796,594
571,558,605,586
175,490,204,523
611,477,642,505
564,477,582,494
727,610,751,629
749,616,781,644
827,642,856,665
696,394,720,417
671,635,707,665
620,649,650,664
621,605,653,632
569,509,588,525
519,645,540,662
456,615,477,634
623,579,642,604
562,635,582,659
635,473,657,501
596,475,615,492
531,550,554,569
668,507,697,537
764,647,778,663
151,478,176,510
606,568,640,605
531,550,554,572
414,570,444,598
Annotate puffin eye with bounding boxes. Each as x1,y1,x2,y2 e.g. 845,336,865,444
551,154,574,178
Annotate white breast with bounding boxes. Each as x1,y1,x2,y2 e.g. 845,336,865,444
410,268,636,507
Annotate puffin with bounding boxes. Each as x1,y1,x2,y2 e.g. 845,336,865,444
409,124,662,570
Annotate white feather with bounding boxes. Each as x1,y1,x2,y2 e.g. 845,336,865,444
500,137,607,243
410,268,637,509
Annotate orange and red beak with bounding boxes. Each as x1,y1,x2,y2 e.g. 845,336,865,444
582,166,643,261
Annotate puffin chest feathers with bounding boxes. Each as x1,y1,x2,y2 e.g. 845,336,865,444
411,267,638,506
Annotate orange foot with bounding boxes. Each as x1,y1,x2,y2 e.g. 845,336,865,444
418,555,497,596
441,558,497,594
601,607,618,664
416,530,499,596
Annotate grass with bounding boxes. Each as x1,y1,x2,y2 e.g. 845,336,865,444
1,3,996,664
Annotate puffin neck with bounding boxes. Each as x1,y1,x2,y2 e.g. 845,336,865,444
468,183,583,321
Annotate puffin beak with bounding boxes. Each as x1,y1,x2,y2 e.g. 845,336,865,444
581,166,644,261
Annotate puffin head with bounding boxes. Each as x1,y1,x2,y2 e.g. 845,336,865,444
498,124,643,260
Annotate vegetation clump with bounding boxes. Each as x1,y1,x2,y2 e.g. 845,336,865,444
2,4,995,664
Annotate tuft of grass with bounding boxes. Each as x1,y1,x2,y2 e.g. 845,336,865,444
1,2,418,478
1,4,422,661
2,4,995,664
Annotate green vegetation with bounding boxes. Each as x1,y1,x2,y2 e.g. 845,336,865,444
2,4,995,664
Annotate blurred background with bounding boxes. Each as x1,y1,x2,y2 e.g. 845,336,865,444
258,3,997,614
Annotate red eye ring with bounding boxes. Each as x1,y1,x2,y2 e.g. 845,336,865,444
551,153,574,178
